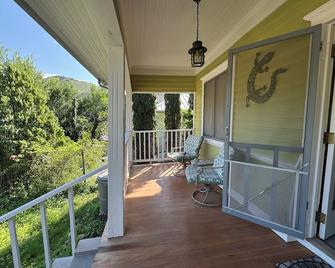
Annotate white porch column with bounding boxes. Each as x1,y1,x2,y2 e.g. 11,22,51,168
107,44,125,238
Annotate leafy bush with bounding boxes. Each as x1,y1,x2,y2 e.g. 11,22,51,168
0,140,107,215
181,108,193,129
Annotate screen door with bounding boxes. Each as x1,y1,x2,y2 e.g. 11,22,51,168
223,25,321,239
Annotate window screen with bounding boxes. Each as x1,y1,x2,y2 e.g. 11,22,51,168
203,72,227,140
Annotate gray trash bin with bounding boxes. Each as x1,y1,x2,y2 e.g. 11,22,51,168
97,170,108,216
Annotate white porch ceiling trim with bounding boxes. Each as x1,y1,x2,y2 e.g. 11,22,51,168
303,0,335,26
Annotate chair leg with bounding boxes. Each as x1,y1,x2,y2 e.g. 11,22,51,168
192,184,222,207
173,162,187,177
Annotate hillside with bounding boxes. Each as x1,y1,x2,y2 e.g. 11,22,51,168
46,75,106,97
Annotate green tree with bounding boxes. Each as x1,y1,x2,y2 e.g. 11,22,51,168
132,94,156,130
189,93,194,110
164,94,181,129
77,86,108,140
0,52,65,157
132,94,156,160
44,77,79,140
182,94,194,129
0,50,66,188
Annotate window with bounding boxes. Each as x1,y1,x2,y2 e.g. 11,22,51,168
203,72,227,140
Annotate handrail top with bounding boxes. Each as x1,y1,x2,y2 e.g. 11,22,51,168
0,164,108,223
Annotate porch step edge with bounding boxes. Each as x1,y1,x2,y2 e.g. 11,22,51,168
52,256,73,268
75,237,101,256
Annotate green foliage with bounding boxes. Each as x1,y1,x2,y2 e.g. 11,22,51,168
0,50,66,177
181,94,194,129
164,94,181,129
188,93,194,110
77,86,108,140
44,77,79,140
0,180,106,268
44,79,108,141
132,94,156,130
0,140,107,211
0,46,108,268
181,109,193,129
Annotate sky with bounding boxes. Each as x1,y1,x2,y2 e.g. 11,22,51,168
0,0,97,84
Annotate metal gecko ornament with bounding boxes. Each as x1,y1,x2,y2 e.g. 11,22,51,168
246,51,287,107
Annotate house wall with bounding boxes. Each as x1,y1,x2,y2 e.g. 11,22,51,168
131,75,195,93
195,0,328,156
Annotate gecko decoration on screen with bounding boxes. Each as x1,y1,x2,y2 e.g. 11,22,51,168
246,51,287,107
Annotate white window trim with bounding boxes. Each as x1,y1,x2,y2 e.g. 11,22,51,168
303,1,335,26
200,61,228,147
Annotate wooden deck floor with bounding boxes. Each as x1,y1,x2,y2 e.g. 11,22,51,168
93,163,312,268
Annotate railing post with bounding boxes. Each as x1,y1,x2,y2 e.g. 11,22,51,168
170,130,173,154
40,202,51,268
153,132,156,160
134,133,136,160
68,187,76,255
148,131,151,160
139,132,142,161
144,132,147,160
8,218,21,268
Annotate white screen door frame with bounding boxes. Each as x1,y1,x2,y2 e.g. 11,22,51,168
223,25,322,239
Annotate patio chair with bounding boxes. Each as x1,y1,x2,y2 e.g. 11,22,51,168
167,135,203,176
185,145,224,207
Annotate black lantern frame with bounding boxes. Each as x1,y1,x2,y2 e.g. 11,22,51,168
188,0,207,67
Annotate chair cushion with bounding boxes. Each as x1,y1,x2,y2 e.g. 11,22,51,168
186,165,224,185
184,135,203,156
167,152,196,162
213,145,225,177
185,165,199,183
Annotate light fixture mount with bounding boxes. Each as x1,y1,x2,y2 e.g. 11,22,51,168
188,0,207,68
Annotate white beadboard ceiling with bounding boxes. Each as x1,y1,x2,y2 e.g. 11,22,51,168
115,0,286,76
16,0,285,80
16,0,123,83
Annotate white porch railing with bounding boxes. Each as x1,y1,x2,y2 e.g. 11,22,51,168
0,164,108,268
132,129,193,163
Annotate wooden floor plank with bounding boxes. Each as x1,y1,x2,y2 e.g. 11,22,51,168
93,164,312,268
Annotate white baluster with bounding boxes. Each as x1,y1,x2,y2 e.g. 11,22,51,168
148,131,151,161
40,202,51,268
167,130,169,156
169,130,174,153
8,218,21,268
139,132,142,160
144,132,147,160
68,188,76,255
134,133,137,162
153,132,156,159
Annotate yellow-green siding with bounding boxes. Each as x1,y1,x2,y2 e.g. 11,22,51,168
232,35,310,147
131,75,195,93
194,0,327,157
